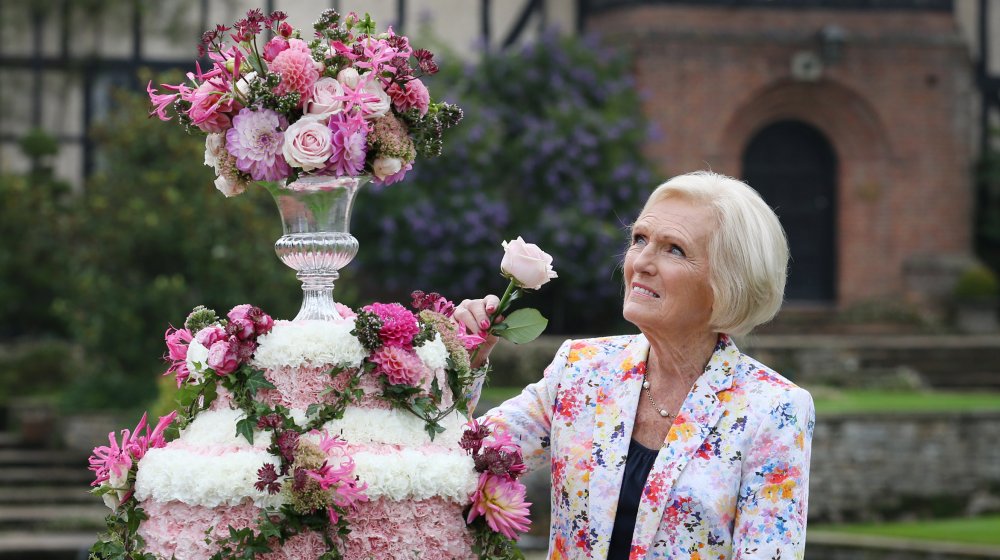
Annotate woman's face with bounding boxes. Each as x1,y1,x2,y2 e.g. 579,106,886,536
623,196,716,338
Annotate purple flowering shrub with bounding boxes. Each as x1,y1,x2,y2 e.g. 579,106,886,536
353,34,659,334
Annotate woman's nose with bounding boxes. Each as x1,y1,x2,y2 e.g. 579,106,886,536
633,244,657,274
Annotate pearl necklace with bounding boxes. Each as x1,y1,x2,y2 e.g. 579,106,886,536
642,371,675,419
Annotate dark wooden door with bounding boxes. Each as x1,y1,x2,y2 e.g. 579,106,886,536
742,120,837,302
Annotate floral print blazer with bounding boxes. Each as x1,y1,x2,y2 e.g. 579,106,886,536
481,334,815,560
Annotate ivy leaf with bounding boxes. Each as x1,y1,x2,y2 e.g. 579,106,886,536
235,417,255,444
494,308,548,344
245,369,276,394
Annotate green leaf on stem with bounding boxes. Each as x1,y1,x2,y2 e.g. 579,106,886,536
494,308,548,344
235,417,255,445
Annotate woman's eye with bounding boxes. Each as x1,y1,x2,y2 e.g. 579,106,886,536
669,244,685,257
632,234,646,246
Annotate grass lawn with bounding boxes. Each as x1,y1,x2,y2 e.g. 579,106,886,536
813,515,1000,546
480,387,1000,415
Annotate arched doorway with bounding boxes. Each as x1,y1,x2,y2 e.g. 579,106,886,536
742,120,838,302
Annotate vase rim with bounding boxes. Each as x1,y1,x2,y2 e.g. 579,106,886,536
282,174,371,192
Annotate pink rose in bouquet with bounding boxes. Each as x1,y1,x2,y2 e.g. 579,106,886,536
283,117,334,171
207,338,240,375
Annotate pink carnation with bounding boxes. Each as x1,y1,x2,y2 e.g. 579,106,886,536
362,302,420,347
371,345,426,387
387,79,430,116
270,39,319,107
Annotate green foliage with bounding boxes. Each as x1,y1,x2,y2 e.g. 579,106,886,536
353,34,659,333
55,82,308,411
0,169,73,338
953,264,1000,300
0,340,79,404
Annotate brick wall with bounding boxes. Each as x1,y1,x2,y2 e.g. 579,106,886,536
587,5,975,306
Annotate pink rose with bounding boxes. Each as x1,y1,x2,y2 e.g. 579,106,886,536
187,80,232,133
372,157,402,180
306,78,345,119
361,79,391,119
387,79,430,116
263,36,289,62
214,175,245,198
282,117,334,171
336,67,361,90
227,304,256,340
500,236,558,290
194,325,226,347
207,338,240,375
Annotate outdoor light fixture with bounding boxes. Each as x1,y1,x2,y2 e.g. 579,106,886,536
819,24,847,65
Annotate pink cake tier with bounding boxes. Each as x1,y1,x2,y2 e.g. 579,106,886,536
133,320,479,559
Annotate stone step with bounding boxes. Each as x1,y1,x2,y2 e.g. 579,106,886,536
0,449,87,468
0,434,17,450
0,531,94,558
0,487,96,505
0,468,91,487
0,505,107,531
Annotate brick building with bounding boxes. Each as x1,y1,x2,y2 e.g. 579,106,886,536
586,0,977,309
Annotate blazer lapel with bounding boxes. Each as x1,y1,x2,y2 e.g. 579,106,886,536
629,336,740,559
587,335,649,558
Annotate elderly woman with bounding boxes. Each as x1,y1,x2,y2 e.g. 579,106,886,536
454,171,815,560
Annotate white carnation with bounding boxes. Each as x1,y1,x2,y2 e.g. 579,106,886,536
415,334,449,372
352,449,477,501
252,320,366,370
322,407,465,446
135,447,282,508
179,409,268,448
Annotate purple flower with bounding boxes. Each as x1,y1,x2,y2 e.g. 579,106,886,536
326,112,368,177
225,108,291,181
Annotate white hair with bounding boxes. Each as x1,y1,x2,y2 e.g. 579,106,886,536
638,170,789,336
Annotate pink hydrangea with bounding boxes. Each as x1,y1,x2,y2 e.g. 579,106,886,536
362,302,420,347
387,78,430,116
270,39,319,107
371,345,426,387
326,111,368,176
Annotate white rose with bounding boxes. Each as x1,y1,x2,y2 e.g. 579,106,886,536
185,339,209,383
500,236,558,290
204,133,225,168
372,156,402,179
306,77,345,119
282,117,334,171
235,71,258,98
214,175,245,198
337,67,361,89
361,79,391,119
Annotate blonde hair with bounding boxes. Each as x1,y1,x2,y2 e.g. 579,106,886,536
638,170,789,335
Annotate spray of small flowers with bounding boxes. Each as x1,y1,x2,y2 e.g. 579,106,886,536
148,9,462,196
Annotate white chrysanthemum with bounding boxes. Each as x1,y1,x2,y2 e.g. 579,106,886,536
352,449,477,502
135,447,282,508
321,407,465,446
415,334,449,371
252,320,366,370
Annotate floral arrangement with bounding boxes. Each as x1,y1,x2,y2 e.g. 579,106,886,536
147,9,462,196
87,239,555,559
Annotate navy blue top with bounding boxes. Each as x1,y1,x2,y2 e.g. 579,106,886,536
607,439,660,560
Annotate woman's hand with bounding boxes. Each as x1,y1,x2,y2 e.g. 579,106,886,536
454,295,502,369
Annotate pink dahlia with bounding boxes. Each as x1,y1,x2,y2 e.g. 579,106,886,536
225,108,291,181
326,112,368,176
371,345,426,387
466,473,531,539
362,302,420,347
270,39,319,107
387,78,430,116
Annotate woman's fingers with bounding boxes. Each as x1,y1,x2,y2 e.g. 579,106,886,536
455,296,499,333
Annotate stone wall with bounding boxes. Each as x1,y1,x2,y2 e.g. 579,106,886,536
810,410,1000,523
